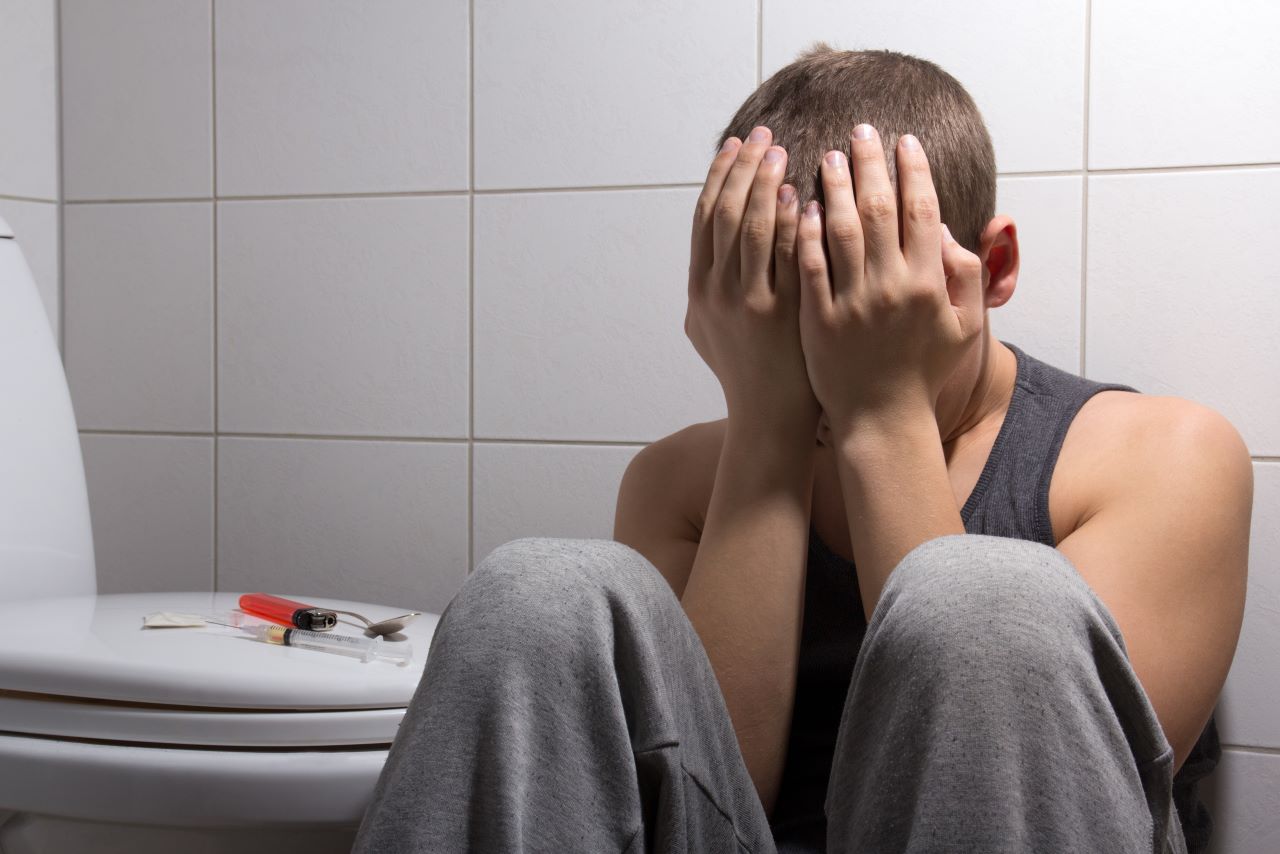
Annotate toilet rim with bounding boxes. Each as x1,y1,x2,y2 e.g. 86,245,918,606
0,732,388,828
0,591,437,711
0,689,406,748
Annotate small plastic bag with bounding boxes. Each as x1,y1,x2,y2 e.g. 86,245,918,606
141,611,210,628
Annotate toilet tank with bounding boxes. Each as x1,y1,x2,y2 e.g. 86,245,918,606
0,216,96,600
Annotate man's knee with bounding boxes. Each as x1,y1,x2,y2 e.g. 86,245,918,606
871,533,1112,668
451,537,671,632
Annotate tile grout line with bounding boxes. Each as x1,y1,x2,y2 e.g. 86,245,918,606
54,0,65,358
468,0,476,576
46,159,1280,207
756,0,762,87
211,0,219,592
68,429,1272,460
1221,744,1280,757
1079,0,1091,378
0,193,58,204
77,427,653,448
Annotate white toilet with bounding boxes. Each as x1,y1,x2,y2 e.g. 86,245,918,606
0,216,441,854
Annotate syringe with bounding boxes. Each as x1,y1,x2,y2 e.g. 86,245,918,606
205,619,412,666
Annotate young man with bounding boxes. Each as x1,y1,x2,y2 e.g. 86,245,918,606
353,47,1251,854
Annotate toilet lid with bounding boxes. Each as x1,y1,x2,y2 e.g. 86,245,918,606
0,592,440,746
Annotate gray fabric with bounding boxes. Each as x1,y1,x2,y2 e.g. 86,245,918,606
353,533,1187,853
770,340,1218,852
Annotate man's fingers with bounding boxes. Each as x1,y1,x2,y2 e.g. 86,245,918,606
773,183,801,304
690,137,742,291
848,123,901,277
741,145,788,299
896,133,944,274
818,148,862,302
712,126,773,290
796,200,833,321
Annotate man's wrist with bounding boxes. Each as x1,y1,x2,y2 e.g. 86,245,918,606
726,409,820,448
829,403,940,457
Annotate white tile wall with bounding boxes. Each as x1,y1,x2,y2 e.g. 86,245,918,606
216,438,468,614
0,198,59,335
474,0,755,190
474,188,725,441
214,0,469,196
473,443,642,565
1084,169,1280,456
989,176,1083,374
60,0,212,200
80,433,214,594
1089,0,1280,170
216,196,470,437
1217,463,1280,749
44,2,1278,846
64,202,214,432
762,0,1087,174
0,0,58,201
1202,748,1280,854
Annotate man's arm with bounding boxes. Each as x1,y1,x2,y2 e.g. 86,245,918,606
833,395,1251,776
614,422,814,819
832,408,966,623
1055,398,1251,773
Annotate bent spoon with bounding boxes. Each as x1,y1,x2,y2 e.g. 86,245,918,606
328,608,422,637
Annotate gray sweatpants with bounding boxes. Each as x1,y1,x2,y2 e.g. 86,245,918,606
352,533,1187,853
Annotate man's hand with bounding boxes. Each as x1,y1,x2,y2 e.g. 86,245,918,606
686,125,821,442
794,124,985,438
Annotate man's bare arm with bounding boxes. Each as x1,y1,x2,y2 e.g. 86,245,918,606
679,423,814,819
614,422,814,819
1056,398,1251,773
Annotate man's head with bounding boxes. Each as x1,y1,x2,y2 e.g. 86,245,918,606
715,44,1022,445
714,44,996,255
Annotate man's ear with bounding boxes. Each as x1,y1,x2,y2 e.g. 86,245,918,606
978,215,1019,309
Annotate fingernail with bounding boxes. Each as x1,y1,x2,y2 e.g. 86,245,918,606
748,126,769,142
720,138,737,153
853,123,874,140
824,150,845,169
901,133,920,151
778,184,796,205
942,223,953,242
804,201,820,218
764,148,784,164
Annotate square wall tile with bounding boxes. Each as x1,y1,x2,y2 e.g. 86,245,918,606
217,196,469,437
0,198,59,337
217,438,468,615
474,0,754,190
472,442,642,569
80,434,214,594
1216,462,1280,749
1085,169,1280,456
215,0,468,196
0,0,57,200
1089,0,1280,170
61,0,212,200
474,188,725,441
1200,748,1280,853
989,176,1082,373
763,0,1086,174
64,202,213,432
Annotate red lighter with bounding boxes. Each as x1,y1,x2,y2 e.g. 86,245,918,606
238,593,338,632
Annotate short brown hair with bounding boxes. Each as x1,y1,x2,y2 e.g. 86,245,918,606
714,44,996,254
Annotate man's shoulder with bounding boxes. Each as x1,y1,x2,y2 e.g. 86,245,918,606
1064,390,1247,528
637,418,728,534
1074,390,1231,456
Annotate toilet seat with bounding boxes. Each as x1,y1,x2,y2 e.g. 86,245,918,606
0,692,404,746
0,590,439,827
0,591,435,716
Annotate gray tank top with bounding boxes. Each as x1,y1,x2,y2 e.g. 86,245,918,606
767,339,1220,853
